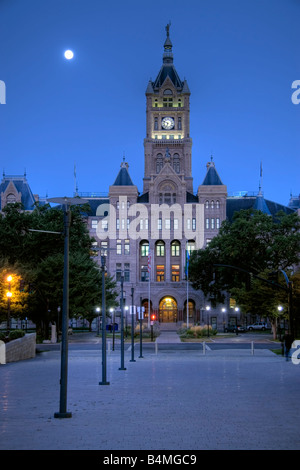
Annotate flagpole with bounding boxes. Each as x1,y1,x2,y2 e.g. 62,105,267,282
186,245,189,329
148,250,151,329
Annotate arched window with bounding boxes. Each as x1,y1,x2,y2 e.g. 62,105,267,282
140,241,149,257
173,153,180,174
171,240,180,257
156,240,165,257
156,153,163,174
6,193,16,204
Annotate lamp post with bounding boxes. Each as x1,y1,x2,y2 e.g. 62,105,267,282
222,307,226,332
119,275,126,370
206,306,210,337
130,286,136,363
277,305,283,340
6,275,12,332
99,254,109,385
235,307,239,335
96,307,101,336
139,296,143,358
48,196,84,419
57,306,61,342
110,308,115,350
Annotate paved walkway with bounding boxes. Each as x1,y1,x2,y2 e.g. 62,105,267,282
0,332,299,451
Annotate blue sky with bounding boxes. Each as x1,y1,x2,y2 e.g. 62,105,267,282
0,0,299,207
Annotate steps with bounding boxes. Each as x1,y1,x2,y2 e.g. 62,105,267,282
159,322,179,331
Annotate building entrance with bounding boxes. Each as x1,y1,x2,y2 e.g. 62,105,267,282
159,297,178,322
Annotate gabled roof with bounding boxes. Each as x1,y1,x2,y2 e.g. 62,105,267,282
0,174,37,211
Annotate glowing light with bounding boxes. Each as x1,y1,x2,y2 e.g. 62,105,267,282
7,275,12,282
64,50,74,60
6,292,12,298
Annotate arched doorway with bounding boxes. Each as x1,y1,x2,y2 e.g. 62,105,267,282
159,297,178,323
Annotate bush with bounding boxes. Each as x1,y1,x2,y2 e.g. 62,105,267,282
179,324,217,338
8,329,25,341
0,329,26,343
134,322,160,338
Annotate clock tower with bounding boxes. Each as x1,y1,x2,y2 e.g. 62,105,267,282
143,24,193,201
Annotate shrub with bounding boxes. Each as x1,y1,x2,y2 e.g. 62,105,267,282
8,329,25,341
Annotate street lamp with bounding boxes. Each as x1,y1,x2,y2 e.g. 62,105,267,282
99,254,109,385
222,307,226,332
6,275,12,332
277,305,284,340
48,196,84,419
119,275,126,371
206,306,210,337
130,286,136,363
110,308,115,351
57,306,61,342
96,307,101,335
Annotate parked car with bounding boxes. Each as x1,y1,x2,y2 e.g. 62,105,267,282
224,325,246,333
247,322,269,331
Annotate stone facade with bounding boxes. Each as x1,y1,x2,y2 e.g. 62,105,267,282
87,26,229,329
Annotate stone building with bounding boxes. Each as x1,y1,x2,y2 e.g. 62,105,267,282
2,27,297,330
84,25,295,330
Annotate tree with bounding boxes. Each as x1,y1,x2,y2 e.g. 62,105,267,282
0,202,118,338
189,209,300,334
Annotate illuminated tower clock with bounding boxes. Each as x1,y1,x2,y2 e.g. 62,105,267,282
143,24,193,197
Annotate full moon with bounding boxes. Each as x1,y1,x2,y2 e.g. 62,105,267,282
64,50,74,60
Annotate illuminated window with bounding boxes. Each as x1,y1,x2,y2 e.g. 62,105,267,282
171,265,180,282
156,265,165,282
117,240,122,255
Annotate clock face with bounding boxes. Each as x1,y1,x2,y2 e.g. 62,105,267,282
161,116,174,130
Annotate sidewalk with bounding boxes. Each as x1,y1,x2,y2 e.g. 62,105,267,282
0,337,299,450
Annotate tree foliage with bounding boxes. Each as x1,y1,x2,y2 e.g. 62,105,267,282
189,209,300,325
0,202,117,337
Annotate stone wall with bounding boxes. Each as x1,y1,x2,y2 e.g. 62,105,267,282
0,333,36,364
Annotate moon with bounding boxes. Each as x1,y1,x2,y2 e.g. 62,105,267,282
64,50,74,60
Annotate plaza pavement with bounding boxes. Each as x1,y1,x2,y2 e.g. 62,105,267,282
0,331,299,451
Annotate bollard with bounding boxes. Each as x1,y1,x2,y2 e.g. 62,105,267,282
203,341,206,355
155,342,158,355
107,340,111,354
251,341,254,355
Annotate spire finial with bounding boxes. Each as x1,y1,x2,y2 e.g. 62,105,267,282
166,22,171,37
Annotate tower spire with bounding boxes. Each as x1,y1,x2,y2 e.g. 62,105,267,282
163,22,173,64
